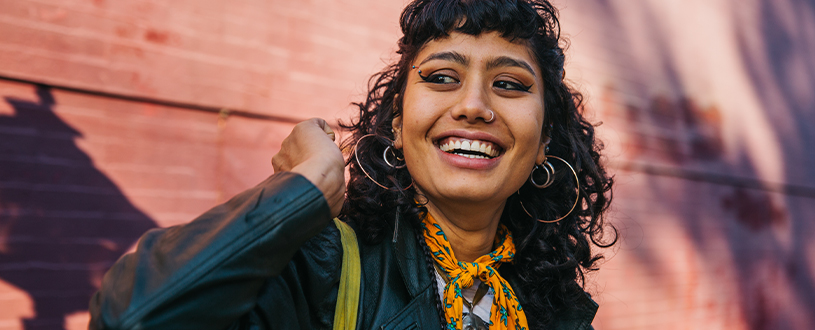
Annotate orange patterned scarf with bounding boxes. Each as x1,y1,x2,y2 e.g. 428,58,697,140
421,212,529,330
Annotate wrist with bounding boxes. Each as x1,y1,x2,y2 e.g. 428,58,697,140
290,160,345,217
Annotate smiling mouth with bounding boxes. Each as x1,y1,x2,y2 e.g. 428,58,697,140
437,137,502,159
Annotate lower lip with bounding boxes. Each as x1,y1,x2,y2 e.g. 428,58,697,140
436,147,500,170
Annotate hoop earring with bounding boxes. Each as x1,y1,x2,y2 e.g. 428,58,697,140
354,134,413,191
383,146,406,169
518,155,579,223
529,161,556,188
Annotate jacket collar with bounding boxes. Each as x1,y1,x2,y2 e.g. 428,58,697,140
392,214,432,297
389,214,598,329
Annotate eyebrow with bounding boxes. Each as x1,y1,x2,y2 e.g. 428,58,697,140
485,56,537,78
418,51,468,66
417,51,536,78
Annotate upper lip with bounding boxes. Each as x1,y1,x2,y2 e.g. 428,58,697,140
433,130,506,151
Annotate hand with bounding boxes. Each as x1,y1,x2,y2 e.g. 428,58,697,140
272,118,345,217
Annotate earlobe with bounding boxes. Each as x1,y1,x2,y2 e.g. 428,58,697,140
536,143,547,164
536,137,551,164
541,135,552,147
392,115,403,149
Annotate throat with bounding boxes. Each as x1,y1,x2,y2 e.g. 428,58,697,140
420,192,506,262
451,239,495,263
433,216,499,263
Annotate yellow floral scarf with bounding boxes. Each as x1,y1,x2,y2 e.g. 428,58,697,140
421,213,529,330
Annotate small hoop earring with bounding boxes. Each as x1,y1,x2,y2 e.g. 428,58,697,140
518,155,580,223
383,146,406,169
485,110,495,123
354,134,413,191
529,161,556,188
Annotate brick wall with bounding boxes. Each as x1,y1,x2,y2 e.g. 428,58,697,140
1,0,814,329
0,0,405,120
558,0,815,329
0,1,405,329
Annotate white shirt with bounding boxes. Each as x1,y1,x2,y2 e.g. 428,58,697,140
434,268,495,323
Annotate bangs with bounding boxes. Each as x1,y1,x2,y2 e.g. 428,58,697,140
400,0,557,46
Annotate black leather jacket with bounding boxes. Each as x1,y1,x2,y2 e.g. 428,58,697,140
89,172,597,329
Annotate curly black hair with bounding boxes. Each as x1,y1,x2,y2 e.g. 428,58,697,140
339,0,616,327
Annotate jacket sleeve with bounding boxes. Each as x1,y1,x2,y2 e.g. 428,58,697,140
88,172,333,330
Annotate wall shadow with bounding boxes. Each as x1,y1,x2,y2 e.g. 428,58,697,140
733,1,815,328
0,85,157,330
583,0,815,328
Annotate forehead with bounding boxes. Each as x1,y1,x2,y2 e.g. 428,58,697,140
414,31,539,72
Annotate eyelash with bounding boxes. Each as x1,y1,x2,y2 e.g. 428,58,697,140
418,72,458,84
418,72,533,92
495,80,533,92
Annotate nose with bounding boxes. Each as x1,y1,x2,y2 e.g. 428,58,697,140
450,82,494,124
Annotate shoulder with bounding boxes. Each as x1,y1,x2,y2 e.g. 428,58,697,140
499,264,598,330
294,220,345,275
250,221,346,329
550,290,598,330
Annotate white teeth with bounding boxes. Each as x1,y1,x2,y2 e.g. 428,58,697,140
438,138,500,158
455,153,487,159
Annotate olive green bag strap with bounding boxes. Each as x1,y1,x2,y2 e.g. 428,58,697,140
332,218,361,330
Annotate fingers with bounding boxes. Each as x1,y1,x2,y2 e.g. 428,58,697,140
271,153,285,173
311,117,336,141
325,126,335,142
269,118,346,217
271,118,336,167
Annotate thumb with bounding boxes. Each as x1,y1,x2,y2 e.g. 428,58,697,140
314,118,335,141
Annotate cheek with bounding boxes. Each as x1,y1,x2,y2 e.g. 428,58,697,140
399,117,430,162
400,103,439,144
508,110,544,146
400,118,424,147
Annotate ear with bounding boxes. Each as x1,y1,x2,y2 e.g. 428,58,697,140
536,135,551,164
391,115,403,149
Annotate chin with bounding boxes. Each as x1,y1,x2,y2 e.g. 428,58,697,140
428,182,514,205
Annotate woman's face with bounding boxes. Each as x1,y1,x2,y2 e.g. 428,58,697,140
394,31,548,209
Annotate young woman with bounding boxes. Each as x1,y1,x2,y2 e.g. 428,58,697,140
89,0,615,329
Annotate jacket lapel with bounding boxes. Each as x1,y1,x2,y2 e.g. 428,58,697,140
392,216,426,297
389,216,443,329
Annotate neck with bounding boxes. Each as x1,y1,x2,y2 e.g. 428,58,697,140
424,198,505,263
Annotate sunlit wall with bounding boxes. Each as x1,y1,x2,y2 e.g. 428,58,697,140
559,1,815,329
0,0,813,329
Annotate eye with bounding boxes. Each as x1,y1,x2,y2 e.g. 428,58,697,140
419,73,459,84
494,80,533,92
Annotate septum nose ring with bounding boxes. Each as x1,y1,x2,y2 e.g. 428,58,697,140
485,110,495,123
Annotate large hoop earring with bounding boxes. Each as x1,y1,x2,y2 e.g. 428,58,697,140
354,134,413,191
518,155,580,223
383,146,406,169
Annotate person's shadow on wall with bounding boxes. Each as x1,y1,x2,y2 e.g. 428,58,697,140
0,85,157,330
